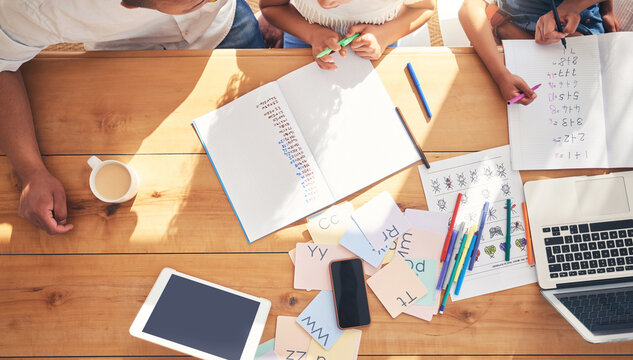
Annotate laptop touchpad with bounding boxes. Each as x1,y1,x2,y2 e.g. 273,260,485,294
575,177,629,216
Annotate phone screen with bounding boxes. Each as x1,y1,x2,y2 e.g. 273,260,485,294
330,258,371,328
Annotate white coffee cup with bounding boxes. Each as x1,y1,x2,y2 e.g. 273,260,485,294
87,156,140,203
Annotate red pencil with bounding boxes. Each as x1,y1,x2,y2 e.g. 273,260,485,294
441,193,462,261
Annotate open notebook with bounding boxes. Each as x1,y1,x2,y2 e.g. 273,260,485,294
504,33,633,170
193,54,420,243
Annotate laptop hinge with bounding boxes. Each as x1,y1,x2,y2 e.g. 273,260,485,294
556,276,633,289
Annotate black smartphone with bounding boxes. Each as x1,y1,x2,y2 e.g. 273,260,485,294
329,258,371,329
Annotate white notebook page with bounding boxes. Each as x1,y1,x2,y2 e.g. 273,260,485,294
504,37,607,170
193,82,334,242
599,32,633,167
277,53,421,199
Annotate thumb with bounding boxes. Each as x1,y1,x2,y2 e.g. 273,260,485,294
345,25,365,39
515,77,535,98
52,186,68,223
562,14,580,34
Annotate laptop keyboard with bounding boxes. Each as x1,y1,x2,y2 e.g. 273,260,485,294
543,219,633,279
556,286,633,334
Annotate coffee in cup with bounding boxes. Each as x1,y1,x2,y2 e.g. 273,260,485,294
88,156,139,203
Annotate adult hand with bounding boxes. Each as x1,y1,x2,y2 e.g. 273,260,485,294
309,26,344,70
18,168,73,235
497,72,537,106
346,24,389,60
535,4,580,44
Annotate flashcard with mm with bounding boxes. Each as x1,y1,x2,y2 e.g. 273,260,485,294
352,191,411,251
296,291,344,350
367,256,427,318
274,316,311,359
294,243,355,291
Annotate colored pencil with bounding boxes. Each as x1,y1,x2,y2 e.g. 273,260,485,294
441,193,463,261
439,232,468,314
454,224,477,278
550,0,567,49
442,222,466,290
523,202,534,266
455,233,477,295
468,201,489,270
395,107,430,169
506,199,511,261
315,33,360,59
507,83,541,105
436,229,459,290
406,62,432,118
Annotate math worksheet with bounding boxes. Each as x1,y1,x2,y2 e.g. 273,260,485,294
193,53,420,242
418,146,536,300
504,33,633,170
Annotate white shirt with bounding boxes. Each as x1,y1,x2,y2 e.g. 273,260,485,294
0,0,236,72
291,0,404,35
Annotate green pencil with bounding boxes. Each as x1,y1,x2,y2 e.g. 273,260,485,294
506,198,511,261
315,33,360,59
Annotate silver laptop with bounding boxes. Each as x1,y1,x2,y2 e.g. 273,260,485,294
525,171,633,343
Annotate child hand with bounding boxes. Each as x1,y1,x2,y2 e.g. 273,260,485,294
309,26,344,70
535,4,580,44
498,72,537,106
346,24,389,60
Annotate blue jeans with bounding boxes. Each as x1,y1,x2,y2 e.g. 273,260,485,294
217,0,265,49
499,0,604,35
283,33,398,49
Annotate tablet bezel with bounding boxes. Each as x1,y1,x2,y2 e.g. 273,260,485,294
129,268,271,360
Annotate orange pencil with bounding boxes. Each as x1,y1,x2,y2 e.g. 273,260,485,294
522,202,534,265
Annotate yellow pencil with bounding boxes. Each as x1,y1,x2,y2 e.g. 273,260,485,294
454,224,477,280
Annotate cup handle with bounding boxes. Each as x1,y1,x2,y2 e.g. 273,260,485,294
87,156,102,169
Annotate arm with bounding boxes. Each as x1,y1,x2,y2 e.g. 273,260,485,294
535,0,607,44
259,0,345,70
599,0,621,32
346,0,437,60
0,70,72,234
458,0,536,105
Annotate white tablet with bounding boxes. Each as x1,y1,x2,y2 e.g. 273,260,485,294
130,268,271,360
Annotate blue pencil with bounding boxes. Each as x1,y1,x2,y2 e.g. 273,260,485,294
468,201,489,270
456,233,478,295
406,62,432,118
439,232,468,314
436,229,459,290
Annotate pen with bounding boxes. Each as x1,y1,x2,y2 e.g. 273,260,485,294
315,33,360,59
468,201,489,270
506,199,511,261
406,62,432,118
507,83,541,105
439,231,468,314
455,233,477,295
550,0,567,49
441,193,462,261
395,107,430,169
522,202,534,266
436,228,459,290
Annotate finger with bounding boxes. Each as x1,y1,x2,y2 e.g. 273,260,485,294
518,95,536,105
562,14,580,34
325,37,342,52
316,58,338,71
515,78,535,98
339,46,347,57
346,24,364,38
349,37,370,50
52,186,68,223
38,208,73,235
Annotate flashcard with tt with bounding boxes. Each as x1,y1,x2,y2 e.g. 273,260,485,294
274,316,311,360
367,256,427,318
294,243,355,291
307,202,354,244
296,291,344,350
352,191,411,251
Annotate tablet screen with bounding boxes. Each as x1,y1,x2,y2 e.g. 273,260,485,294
142,274,261,360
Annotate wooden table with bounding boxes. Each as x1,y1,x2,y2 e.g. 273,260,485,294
0,48,630,359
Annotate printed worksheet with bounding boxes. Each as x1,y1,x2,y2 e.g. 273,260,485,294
418,145,536,300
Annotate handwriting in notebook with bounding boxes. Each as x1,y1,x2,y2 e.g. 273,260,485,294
256,96,319,204
546,47,590,162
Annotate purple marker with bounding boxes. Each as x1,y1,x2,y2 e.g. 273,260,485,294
436,227,460,290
